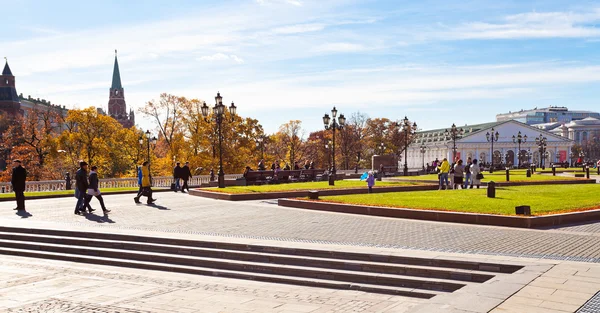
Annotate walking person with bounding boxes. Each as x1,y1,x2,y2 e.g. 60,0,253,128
470,159,482,189
453,159,465,190
86,166,111,215
134,161,156,204
173,162,183,192
181,162,193,193
366,171,375,193
11,160,27,213
438,158,450,190
74,161,93,215
463,157,472,189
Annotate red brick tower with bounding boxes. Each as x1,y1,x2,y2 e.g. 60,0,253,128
0,59,22,116
108,51,135,128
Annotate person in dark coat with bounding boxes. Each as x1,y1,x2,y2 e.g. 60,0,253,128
74,161,93,215
181,162,193,193
85,166,110,215
173,162,183,192
11,160,27,212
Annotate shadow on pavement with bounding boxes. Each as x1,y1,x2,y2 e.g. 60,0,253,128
84,213,116,224
147,203,169,210
15,210,32,218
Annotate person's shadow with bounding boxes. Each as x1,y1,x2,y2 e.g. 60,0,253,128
84,212,116,223
147,203,169,210
15,210,32,218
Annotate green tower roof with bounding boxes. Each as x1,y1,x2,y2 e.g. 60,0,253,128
111,52,122,89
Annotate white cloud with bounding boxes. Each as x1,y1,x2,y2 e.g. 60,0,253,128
273,23,325,34
197,53,244,64
446,9,600,40
314,42,366,53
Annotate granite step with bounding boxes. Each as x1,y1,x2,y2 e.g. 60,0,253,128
0,226,522,273
0,232,494,283
0,246,444,299
0,239,467,293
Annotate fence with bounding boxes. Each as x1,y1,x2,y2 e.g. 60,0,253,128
0,174,244,194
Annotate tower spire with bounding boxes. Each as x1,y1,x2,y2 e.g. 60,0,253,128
2,57,13,76
111,51,122,89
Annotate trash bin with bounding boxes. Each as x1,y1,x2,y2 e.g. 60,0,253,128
487,181,496,198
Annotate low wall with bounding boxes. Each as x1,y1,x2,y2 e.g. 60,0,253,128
278,199,600,229
189,184,438,201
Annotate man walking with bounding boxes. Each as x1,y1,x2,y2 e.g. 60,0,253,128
74,161,91,215
173,162,183,192
11,160,27,212
181,162,193,193
134,161,155,204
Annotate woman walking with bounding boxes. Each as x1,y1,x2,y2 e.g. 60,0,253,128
453,159,464,190
470,159,482,189
86,166,111,215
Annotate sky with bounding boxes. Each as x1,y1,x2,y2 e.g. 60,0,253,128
2,0,600,134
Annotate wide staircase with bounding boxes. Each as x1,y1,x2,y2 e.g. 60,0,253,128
0,226,522,299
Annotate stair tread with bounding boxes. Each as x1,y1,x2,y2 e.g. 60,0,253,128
0,232,497,279
0,246,444,299
0,227,521,274
0,238,467,289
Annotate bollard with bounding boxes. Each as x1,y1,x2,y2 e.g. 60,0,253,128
526,169,531,177
505,169,510,182
515,205,531,216
65,172,71,190
487,181,496,198
552,166,556,176
597,166,599,175
308,190,319,200
586,166,590,179
328,174,335,186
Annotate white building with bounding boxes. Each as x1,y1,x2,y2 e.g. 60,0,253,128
406,120,573,169
533,117,600,144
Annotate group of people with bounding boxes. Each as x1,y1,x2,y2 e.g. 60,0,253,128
74,161,111,215
256,159,315,172
436,157,484,190
172,162,193,192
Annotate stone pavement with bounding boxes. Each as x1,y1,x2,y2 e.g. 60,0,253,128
1,192,600,312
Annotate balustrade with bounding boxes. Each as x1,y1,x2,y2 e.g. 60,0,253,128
0,174,243,194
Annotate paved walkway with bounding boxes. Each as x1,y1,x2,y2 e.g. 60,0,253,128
1,192,600,312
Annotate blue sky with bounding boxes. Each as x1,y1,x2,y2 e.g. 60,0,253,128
3,0,600,134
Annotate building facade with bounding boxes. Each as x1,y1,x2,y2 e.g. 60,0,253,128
107,53,135,128
406,120,573,169
496,106,600,125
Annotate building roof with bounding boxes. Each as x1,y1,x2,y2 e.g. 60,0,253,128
497,106,599,118
111,54,122,89
2,60,12,76
415,121,502,144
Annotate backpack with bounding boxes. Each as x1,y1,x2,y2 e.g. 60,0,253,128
465,164,471,172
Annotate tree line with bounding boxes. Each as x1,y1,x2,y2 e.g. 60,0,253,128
0,93,415,181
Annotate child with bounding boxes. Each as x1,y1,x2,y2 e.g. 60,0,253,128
366,171,375,193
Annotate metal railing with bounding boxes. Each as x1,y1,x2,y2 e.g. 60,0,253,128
0,174,244,194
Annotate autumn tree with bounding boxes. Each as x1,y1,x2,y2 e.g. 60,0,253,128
139,93,185,158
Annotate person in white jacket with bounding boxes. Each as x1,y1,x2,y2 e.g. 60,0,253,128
469,159,482,189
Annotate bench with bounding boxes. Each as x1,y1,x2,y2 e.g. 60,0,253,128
300,169,326,182
244,170,274,185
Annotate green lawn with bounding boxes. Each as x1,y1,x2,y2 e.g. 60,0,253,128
0,187,141,199
201,180,425,194
394,169,581,182
318,184,600,216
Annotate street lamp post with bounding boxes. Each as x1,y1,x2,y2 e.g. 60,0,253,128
138,130,157,161
201,92,237,188
256,135,266,160
400,116,417,176
379,142,385,155
445,123,463,163
486,128,499,173
325,140,332,170
323,107,346,186
419,143,427,171
535,134,547,170
512,131,527,168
